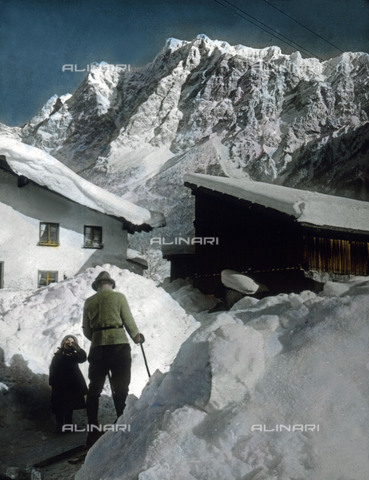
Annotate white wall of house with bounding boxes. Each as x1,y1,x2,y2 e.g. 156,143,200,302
0,170,129,290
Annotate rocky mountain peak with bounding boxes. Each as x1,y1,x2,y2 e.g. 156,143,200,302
15,36,369,215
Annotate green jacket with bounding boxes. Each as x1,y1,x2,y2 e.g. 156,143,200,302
83,289,139,348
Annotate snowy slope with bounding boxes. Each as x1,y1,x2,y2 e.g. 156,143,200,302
0,265,199,397
76,278,369,480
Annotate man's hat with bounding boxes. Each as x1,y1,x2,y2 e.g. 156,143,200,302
92,271,116,291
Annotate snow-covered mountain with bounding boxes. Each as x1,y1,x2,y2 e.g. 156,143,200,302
8,35,369,233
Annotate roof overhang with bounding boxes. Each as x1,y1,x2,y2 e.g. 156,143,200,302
0,139,166,233
185,173,369,236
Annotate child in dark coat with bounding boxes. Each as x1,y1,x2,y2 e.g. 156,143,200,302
49,335,87,433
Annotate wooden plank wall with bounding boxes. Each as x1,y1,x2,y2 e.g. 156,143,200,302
193,190,303,275
303,236,369,275
190,187,369,280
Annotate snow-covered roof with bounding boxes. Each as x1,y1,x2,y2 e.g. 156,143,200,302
184,173,369,233
0,137,164,229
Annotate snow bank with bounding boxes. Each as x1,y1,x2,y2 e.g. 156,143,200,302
77,277,369,480
0,265,199,396
163,278,219,314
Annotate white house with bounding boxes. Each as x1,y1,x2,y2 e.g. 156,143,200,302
0,137,164,290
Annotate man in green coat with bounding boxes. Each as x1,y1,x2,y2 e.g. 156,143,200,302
83,271,144,446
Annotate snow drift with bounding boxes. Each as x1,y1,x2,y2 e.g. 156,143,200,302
76,277,369,480
0,265,199,397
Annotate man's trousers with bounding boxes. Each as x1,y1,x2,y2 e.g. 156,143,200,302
86,343,131,425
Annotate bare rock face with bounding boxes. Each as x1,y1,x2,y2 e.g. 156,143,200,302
17,35,369,231
281,122,369,200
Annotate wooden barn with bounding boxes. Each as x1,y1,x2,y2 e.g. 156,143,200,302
166,173,369,295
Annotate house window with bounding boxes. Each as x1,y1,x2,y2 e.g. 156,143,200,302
39,223,59,246
38,270,58,287
84,226,103,249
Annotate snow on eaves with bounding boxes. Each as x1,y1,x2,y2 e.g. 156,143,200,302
185,173,369,233
0,137,162,228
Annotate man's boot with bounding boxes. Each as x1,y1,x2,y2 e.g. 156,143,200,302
86,395,102,447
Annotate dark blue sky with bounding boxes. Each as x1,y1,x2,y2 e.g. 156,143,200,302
1,0,369,126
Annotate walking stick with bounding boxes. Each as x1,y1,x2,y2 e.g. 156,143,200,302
107,370,119,417
140,343,151,378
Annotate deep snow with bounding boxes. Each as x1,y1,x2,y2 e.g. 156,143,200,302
0,265,199,397
75,276,369,480
1,264,369,479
